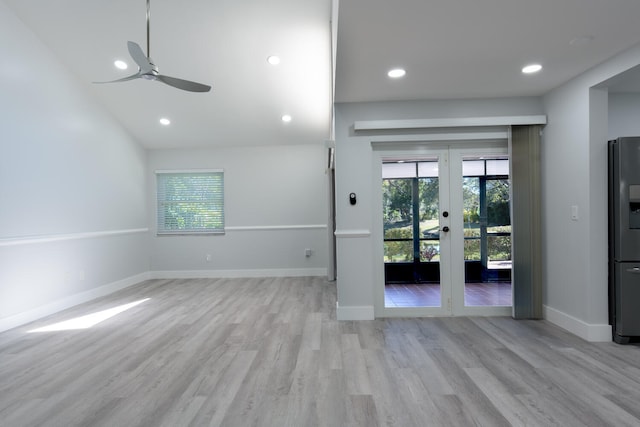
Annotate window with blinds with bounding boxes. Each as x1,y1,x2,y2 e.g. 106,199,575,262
156,170,224,235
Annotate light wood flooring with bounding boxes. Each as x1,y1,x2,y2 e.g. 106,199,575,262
1,277,640,426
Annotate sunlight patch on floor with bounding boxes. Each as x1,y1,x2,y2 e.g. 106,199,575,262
28,298,150,333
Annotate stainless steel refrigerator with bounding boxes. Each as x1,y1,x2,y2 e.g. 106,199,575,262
608,137,640,344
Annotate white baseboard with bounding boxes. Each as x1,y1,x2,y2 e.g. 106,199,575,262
150,268,327,279
0,272,151,333
336,302,375,321
543,305,612,342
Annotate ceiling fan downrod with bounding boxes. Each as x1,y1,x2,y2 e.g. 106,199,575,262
146,0,151,58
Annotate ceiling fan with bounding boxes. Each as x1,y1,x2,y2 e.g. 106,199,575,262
94,0,211,92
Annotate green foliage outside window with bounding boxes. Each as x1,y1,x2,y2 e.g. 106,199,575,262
383,227,412,262
487,180,510,226
157,172,224,234
382,163,511,264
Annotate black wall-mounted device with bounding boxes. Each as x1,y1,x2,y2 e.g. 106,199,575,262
349,193,357,205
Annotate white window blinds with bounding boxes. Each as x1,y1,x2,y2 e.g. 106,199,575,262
156,170,224,234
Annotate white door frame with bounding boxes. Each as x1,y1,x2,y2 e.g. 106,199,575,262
372,141,511,317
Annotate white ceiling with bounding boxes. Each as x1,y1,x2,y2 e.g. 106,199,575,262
335,0,640,102
5,0,640,150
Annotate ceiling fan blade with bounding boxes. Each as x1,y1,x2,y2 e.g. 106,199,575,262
93,72,142,84
94,2,212,93
127,41,154,73
155,74,212,92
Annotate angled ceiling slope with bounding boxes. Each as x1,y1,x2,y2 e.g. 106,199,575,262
5,0,333,149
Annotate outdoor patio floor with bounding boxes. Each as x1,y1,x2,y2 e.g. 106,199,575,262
384,282,512,307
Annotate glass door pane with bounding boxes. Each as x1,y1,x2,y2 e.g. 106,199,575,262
383,178,413,264
419,176,440,262
462,157,512,307
382,160,441,308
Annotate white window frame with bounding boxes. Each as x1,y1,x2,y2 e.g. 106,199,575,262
155,169,225,235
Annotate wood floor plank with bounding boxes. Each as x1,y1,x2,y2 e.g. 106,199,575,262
392,366,456,426
346,395,380,427
464,367,540,427
400,333,455,396
340,333,372,396
428,347,513,427
468,317,560,368
2,277,640,426
318,319,342,371
315,368,349,427
603,393,640,420
536,366,640,427
300,312,322,351
558,346,640,397
362,349,423,427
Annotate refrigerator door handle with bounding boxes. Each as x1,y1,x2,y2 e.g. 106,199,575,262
626,267,640,274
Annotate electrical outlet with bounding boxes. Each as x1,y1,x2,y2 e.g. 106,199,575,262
206,254,212,262
305,248,312,257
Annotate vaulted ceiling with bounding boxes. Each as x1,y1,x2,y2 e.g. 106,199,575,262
5,0,640,149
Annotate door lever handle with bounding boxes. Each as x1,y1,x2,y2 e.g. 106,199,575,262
441,226,450,232
626,267,640,274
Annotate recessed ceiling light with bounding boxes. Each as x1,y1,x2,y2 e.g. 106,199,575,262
388,68,406,78
159,118,171,126
522,64,542,74
281,114,292,123
267,56,281,65
114,60,128,70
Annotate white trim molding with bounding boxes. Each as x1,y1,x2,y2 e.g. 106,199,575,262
151,268,327,279
0,228,149,247
0,272,151,333
368,132,509,144
336,302,375,320
543,305,612,342
155,169,223,174
354,115,547,131
225,224,327,232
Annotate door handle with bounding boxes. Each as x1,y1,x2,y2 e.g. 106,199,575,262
626,267,640,274
442,226,450,232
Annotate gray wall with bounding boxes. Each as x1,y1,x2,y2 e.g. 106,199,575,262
609,93,640,139
542,43,640,340
0,2,149,331
147,145,329,276
333,98,544,319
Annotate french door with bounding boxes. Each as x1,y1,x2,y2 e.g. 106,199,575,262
374,145,512,316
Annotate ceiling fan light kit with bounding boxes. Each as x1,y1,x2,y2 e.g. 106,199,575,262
94,0,211,93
